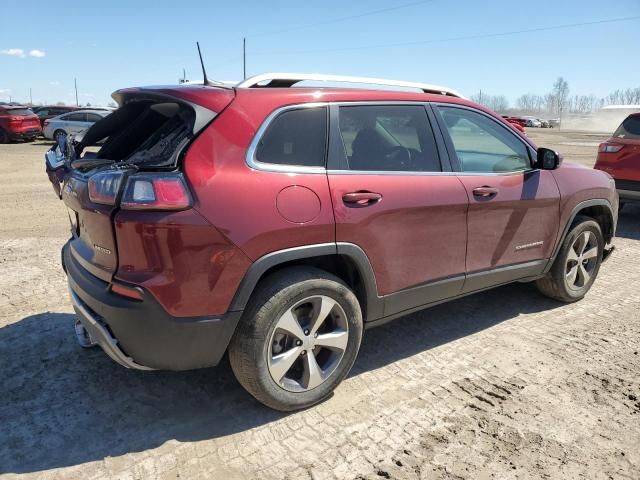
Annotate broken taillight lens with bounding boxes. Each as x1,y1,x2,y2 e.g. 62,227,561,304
88,171,124,205
120,173,191,211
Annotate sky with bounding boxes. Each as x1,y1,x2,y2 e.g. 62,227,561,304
1,0,639,106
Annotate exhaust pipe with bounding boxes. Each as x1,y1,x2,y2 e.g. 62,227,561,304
74,319,97,348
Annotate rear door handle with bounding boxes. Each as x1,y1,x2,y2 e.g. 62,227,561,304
342,191,382,207
472,186,498,198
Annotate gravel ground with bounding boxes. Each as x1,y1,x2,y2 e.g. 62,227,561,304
1,131,639,479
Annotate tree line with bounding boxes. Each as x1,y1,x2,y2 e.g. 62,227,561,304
471,77,640,116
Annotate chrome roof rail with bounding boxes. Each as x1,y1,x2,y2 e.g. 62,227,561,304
236,73,464,98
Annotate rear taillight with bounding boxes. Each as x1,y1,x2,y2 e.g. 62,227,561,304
598,143,624,153
121,173,191,211
8,116,22,125
88,171,124,205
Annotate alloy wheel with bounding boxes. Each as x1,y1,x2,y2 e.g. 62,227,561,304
565,231,598,290
268,295,349,392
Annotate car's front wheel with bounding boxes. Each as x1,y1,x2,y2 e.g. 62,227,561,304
536,216,604,302
229,267,363,411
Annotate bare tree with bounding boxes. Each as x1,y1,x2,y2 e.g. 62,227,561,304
471,91,509,113
552,77,569,126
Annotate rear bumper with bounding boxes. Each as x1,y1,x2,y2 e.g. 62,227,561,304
62,241,243,370
9,129,41,140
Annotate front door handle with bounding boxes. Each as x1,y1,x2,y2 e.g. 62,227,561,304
472,186,498,198
342,191,382,207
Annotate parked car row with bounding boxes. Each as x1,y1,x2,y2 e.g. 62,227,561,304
502,115,556,128
0,105,113,143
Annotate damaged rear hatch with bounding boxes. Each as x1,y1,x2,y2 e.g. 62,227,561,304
46,85,234,282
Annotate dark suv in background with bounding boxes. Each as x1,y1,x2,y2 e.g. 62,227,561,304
45,73,618,410
31,105,78,128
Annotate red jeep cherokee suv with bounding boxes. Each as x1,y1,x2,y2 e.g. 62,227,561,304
45,74,618,410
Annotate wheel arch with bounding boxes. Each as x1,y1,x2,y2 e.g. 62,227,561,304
229,243,383,322
545,199,615,273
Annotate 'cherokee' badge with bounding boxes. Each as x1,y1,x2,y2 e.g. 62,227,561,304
94,244,112,255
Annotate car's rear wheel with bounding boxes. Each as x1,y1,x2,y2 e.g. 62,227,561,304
536,216,604,302
229,267,363,411
0,129,8,144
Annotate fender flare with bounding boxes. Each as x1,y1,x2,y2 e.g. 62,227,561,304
228,242,384,321
544,198,615,273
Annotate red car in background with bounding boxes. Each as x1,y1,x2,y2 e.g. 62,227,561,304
0,105,42,143
502,115,527,134
594,113,640,206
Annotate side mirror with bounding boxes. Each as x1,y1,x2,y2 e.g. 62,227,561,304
536,147,562,170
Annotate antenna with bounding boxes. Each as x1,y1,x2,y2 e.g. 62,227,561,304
196,41,212,86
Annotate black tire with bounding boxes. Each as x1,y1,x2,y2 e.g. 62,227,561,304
536,215,604,302
0,129,8,144
229,267,363,411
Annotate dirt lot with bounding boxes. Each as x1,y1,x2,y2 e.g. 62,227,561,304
1,130,639,479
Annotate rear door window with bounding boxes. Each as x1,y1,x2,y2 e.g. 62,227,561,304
337,105,441,172
86,113,103,122
64,113,87,122
255,107,327,167
613,116,640,140
436,106,531,173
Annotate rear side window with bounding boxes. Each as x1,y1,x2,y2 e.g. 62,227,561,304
337,105,440,172
613,115,640,140
86,113,103,122
436,106,530,173
255,107,327,167
64,113,87,122
4,109,33,116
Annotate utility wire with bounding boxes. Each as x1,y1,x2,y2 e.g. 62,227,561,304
250,15,640,56
246,0,438,38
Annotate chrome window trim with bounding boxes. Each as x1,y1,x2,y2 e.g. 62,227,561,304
245,100,539,176
326,169,535,177
245,102,329,174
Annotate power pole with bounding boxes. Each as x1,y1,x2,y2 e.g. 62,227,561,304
243,37,247,80
74,78,79,106
29,88,32,105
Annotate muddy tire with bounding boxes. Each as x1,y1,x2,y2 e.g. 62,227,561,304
229,267,363,411
536,216,604,302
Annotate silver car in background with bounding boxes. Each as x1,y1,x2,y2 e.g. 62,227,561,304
43,109,111,140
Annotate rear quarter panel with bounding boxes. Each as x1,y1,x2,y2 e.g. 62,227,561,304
551,162,617,236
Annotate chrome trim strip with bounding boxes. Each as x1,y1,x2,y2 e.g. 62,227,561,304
68,286,154,371
245,100,538,176
237,72,465,98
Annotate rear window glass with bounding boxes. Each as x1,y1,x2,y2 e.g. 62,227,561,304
255,107,327,167
613,116,640,140
3,109,33,116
